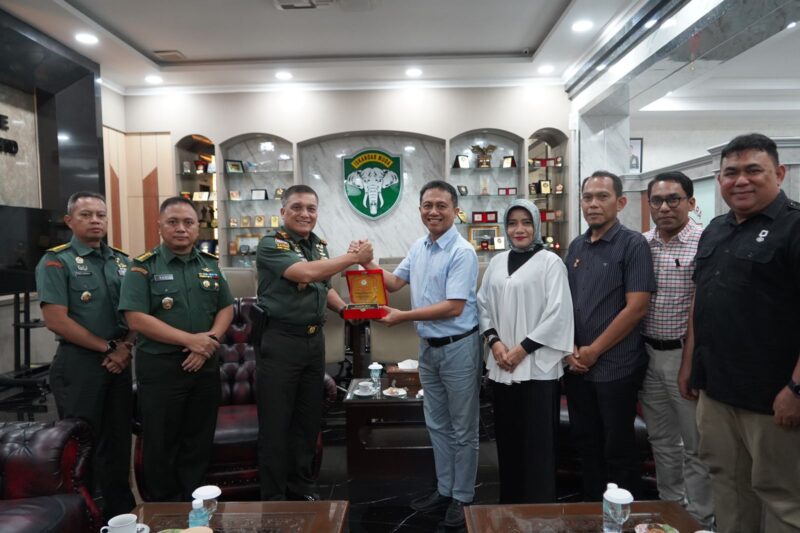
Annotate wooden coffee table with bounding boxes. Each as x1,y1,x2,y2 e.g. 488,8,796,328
465,500,701,533
131,501,348,532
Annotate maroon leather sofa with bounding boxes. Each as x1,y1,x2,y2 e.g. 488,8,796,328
133,297,337,501
0,418,101,533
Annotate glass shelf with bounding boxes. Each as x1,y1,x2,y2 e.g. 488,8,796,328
459,194,521,199
225,170,294,176
221,198,282,203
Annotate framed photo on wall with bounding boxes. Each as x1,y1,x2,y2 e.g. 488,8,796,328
251,189,267,201
629,138,643,172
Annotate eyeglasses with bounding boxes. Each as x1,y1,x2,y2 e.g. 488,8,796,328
649,196,688,208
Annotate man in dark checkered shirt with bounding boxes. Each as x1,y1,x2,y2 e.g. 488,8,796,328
640,172,713,528
565,171,656,501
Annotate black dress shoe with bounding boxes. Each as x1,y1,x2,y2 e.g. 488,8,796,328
441,499,471,528
410,490,451,512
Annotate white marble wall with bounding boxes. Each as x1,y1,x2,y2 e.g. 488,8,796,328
578,114,631,233
299,133,445,259
0,83,40,208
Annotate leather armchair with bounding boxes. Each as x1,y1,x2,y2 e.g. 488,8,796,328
133,297,338,501
0,418,101,533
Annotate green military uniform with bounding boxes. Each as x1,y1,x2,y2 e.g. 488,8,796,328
35,236,135,518
118,243,234,501
256,226,331,500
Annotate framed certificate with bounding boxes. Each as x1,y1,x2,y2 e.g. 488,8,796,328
502,156,517,168
528,182,539,195
540,180,552,194
493,236,506,250
241,215,252,227
251,189,267,201
508,187,518,195
236,234,260,252
486,211,498,223
497,187,507,196
274,188,285,200
254,215,266,227
229,217,238,228
192,191,209,201
270,215,280,227
229,190,241,201
472,212,485,223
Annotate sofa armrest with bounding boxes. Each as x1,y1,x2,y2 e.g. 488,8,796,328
0,419,94,500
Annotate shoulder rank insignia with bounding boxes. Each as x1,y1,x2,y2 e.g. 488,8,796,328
200,250,219,260
109,246,129,257
47,243,71,253
277,230,291,240
135,250,155,262
45,260,63,269
130,266,149,275
319,238,328,246
274,239,291,251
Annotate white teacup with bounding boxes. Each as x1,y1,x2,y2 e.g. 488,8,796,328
101,513,138,533
357,380,373,394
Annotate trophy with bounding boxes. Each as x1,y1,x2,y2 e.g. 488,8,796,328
470,144,497,168
343,270,389,320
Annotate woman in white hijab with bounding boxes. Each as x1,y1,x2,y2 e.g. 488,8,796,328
477,198,574,503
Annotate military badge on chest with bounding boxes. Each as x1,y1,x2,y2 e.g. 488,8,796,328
316,242,328,260
115,257,127,277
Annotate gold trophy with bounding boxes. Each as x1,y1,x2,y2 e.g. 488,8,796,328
470,144,498,168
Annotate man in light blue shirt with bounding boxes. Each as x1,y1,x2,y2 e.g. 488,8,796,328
358,180,480,528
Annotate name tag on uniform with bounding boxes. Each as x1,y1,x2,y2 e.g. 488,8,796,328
154,274,174,282
198,272,219,280
75,271,93,276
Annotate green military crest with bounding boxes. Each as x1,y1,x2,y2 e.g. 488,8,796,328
343,149,402,220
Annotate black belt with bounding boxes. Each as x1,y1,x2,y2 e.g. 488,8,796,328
643,336,683,350
266,319,323,336
425,326,479,348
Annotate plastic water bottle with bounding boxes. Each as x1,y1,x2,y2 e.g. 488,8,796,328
602,483,633,533
188,498,209,527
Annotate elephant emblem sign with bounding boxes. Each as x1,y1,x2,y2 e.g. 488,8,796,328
343,149,403,220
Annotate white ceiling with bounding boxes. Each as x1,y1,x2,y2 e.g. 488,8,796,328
0,0,633,93
636,20,800,116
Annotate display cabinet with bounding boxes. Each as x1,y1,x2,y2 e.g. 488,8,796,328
527,128,569,256
217,134,295,267
448,129,524,255
175,134,218,255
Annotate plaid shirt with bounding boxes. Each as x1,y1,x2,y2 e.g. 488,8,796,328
642,219,703,340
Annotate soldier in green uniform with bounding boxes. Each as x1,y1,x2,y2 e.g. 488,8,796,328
35,191,136,520
119,196,234,501
256,184,372,500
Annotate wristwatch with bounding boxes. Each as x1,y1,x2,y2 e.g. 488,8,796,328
788,379,800,399
102,340,118,356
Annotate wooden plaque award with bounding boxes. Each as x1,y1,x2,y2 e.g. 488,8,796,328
344,269,389,320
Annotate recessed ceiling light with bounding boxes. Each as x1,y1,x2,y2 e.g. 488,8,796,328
145,75,163,84
75,33,98,45
57,133,70,141
405,67,422,78
275,71,293,81
787,21,797,29
644,19,658,29
572,20,594,33
595,64,607,71
404,145,416,152
537,65,555,75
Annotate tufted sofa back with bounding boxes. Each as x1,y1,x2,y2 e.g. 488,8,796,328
219,297,258,406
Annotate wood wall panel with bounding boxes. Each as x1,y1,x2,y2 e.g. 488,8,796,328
142,168,160,250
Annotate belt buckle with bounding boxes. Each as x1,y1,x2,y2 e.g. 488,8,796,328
307,325,317,335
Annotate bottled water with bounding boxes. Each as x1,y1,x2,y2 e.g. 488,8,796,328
188,498,210,527
602,483,633,533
